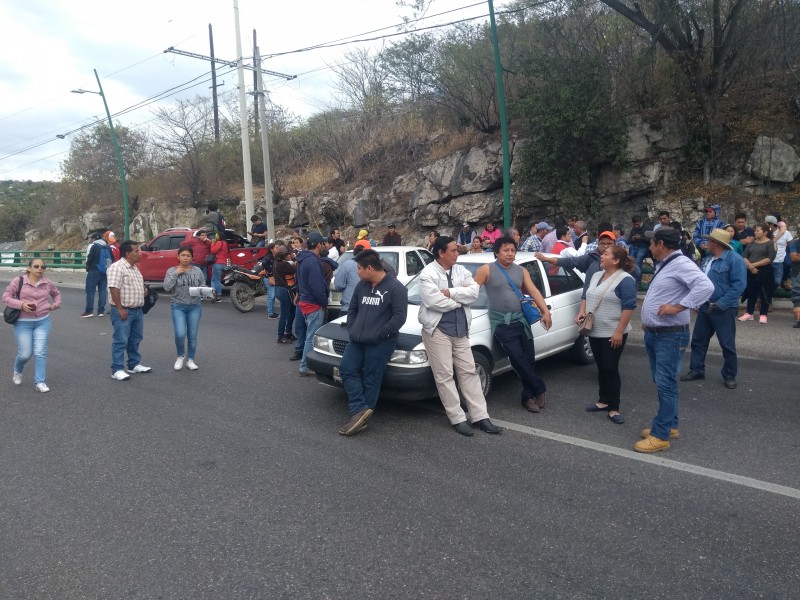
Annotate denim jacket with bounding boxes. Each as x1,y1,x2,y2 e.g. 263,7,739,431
700,250,747,310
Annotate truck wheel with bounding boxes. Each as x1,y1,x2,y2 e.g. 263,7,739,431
230,282,255,313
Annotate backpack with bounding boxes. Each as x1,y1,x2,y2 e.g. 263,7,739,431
95,243,113,273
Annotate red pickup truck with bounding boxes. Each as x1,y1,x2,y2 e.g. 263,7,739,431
138,228,269,282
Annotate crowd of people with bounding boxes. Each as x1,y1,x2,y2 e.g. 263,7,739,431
4,211,798,454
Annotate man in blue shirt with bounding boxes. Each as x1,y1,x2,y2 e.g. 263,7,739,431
636,228,713,453
681,229,747,389
693,206,725,257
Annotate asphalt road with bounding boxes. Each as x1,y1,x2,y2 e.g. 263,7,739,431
1,273,798,599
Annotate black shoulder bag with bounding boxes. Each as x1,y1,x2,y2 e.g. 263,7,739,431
4,276,24,324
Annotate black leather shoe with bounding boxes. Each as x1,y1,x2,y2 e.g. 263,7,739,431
289,351,302,361
680,371,705,381
472,418,502,434
453,421,474,436
724,378,737,389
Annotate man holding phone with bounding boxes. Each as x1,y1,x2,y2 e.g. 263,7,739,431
248,215,268,247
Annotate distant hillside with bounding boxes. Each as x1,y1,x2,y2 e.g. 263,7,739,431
0,180,60,242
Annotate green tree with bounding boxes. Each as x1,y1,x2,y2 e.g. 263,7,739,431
60,123,150,203
514,51,629,209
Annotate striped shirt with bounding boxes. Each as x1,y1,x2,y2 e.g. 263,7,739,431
641,251,713,328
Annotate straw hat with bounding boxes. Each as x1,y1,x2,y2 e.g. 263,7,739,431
702,228,733,250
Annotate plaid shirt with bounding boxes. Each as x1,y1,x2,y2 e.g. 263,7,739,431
107,258,145,308
520,234,542,252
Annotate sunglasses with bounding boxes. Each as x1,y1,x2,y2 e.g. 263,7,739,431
31,265,47,270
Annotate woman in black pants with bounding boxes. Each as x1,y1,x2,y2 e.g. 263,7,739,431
740,224,776,324
580,245,638,424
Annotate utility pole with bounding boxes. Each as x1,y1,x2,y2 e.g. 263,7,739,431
233,0,255,225
209,24,220,143
254,44,274,241
253,29,259,133
488,0,512,230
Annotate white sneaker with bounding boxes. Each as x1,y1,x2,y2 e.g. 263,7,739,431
127,364,152,374
174,356,185,370
12,372,22,385
111,370,131,381
186,359,199,370
35,383,50,393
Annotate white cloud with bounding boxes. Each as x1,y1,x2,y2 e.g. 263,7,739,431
0,0,495,180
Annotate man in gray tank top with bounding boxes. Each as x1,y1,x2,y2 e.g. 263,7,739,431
474,236,552,412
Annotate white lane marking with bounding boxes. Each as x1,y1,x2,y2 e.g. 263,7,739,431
495,419,800,500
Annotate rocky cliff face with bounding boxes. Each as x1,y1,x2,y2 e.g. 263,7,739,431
283,114,798,242
34,114,800,247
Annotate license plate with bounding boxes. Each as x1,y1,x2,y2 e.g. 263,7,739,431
332,366,342,384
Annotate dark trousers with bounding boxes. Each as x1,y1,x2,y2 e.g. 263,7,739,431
745,266,773,315
293,305,306,353
689,304,737,380
493,321,546,403
588,334,627,411
275,286,295,338
340,339,397,415
191,263,211,286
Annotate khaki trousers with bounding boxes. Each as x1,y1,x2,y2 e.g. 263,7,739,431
422,328,490,424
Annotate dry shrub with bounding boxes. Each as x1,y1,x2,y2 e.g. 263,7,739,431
427,129,486,162
283,163,337,194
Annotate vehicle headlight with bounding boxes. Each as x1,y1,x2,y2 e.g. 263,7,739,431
313,335,335,353
388,349,428,365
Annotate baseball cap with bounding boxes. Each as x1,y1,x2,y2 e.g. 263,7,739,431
462,222,470,228
535,221,552,231
645,228,681,247
307,231,324,246
764,215,778,225
705,206,716,213
104,231,116,244
388,223,396,228
598,231,616,241
89,232,103,241
357,229,369,239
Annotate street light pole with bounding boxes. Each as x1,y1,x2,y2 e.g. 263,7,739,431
488,0,512,230
72,69,130,239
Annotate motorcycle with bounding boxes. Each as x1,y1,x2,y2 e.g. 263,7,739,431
222,262,267,313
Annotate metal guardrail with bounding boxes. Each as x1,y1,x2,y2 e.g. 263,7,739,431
0,250,86,269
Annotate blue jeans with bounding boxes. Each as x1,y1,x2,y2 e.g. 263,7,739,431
13,316,51,384
294,305,306,353
340,338,397,415
275,286,295,338
631,246,648,286
84,270,107,313
211,263,225,296
773,262,784,289
171,303,202,359
265,279,276,314
110,306,144,372
644,328,690,441
300,308,325,371
689,304,737,380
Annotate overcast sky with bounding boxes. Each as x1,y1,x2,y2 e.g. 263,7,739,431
0,0,499,181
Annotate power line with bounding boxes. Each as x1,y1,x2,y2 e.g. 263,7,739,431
3,1,548,175
0,66,240,171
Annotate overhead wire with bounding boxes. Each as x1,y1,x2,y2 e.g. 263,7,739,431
3,0,546,175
